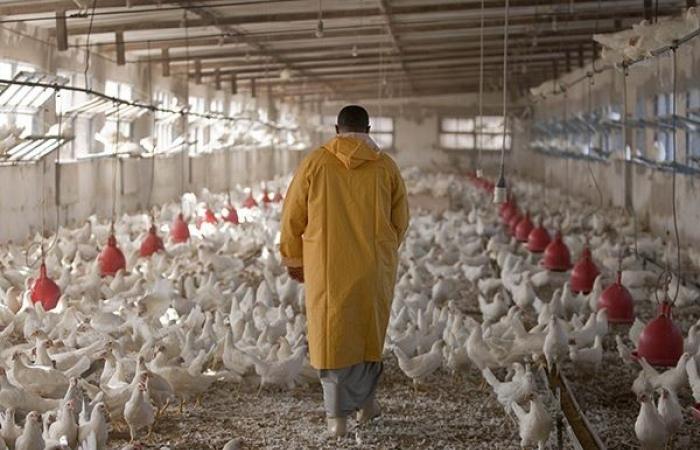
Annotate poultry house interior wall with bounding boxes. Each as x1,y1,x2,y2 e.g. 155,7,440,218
0,23,310,244
513,32,700,247
318,92,512,174
0,148,305,243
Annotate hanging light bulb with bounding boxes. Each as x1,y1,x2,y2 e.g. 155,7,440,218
493,172,507,204
352,45,358,57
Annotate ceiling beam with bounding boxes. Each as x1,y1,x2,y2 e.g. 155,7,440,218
378,0,414,94
55,2,682,36
175,0,337,96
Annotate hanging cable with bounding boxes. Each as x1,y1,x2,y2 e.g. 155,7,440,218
493,0,510,204
476,0,485,177
315,0,324,38
621,64,639,257
83,0,98,89
110,101,121,233
182,10,190,213
146,40,157,221
670,42,682,304
585,73,603,213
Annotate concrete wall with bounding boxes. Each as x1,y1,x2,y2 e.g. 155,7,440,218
0,149,306,243
513,26,700,246
319,93,514,177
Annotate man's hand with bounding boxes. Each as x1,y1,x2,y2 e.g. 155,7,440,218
288,266,304,283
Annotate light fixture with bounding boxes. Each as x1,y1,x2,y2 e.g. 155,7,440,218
493,172,507,204
352,45,358,57
493,0,510,205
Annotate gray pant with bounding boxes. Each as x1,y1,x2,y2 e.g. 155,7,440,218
319,362,383,418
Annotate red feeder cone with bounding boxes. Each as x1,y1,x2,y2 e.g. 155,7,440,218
261,188,272,205
499,197,517,221
170,213,190,243
30,262,61,311
243,191,258,208
570,245,600,294
543,231,571,272
634,301,684,367
197,208,218,229
223,204,239,224
692,404,700,422
508,212,522,235
598,270,634,323
528,220,551,253
99,234,126,277
140,225,164,257
515,213,534,242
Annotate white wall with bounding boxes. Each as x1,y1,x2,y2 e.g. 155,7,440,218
0,148,305,243
514,24,700,246
318,92,512,176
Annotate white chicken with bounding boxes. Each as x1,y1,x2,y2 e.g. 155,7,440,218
394,340,444,386
634,394,668,450
124,382,155,442
511,394,553,450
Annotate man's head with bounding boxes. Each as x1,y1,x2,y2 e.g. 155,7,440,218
335,105,370,134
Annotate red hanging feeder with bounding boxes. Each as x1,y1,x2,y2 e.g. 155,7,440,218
692,404,700,422
30,262,61,311
543,231,571,272
527,220,551,253
197,207,218,228
140,225,164,257
633,301,684,367
261,188,272,207
170,213,190,243
598,270,634,323
99,234,126,277
223,204,239,224
515,213,534,242
507,211,522,235
570,245,600,294
243,191,258,209
499,197,517,221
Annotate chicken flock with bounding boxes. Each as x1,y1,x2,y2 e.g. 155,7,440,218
0,168,698,449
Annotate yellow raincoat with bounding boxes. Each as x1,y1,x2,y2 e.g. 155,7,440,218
280,134,409,370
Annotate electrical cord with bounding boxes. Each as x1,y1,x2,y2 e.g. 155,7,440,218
670,43,682,304
476,0,485,174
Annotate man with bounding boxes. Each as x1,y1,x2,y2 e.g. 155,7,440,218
280,105,409,437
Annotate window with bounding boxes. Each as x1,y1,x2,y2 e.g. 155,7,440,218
440,116,510,151
370,116,394,150
210,98,226,148
635,95,646,158
188,96,206,153
153,90,178,150
103,80,133,140
654,93,674,161
0,60,38,137
320,115,336,143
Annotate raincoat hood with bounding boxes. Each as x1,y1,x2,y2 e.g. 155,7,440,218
323,133,381,169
